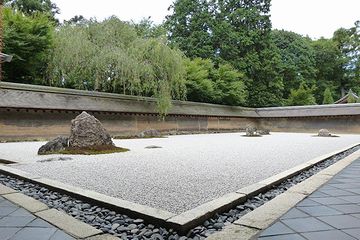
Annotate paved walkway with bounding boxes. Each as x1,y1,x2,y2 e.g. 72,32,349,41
0,196,75,240
257,159,360,240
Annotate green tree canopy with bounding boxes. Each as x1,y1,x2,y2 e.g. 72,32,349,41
271,30,316,98
165,0,213,59
184,58,247,105
46,17,187,116
213,63,247,106
166,0,283,107
132,17,167,39
184,58,215,103
3,7,54,84
322,87,334,104
347,90,357,103
333,21,360,94
287,82,316,106
4,0,59,22
312,38,343,102
64,15,87,25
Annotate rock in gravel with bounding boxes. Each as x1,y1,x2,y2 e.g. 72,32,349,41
133,219,144,224
86,215,95,222
144,231,153,237
145,145,162,149
82,203,91,209
137,129,161,138
117,226,130,232
150,233,164,240
111,223,120,230
245,125,258,137
69,111,114,148
128,224,137,230
203,220,210,227
213,223,225,230
38,136,69,155
318,129,331,137
61,197,69,202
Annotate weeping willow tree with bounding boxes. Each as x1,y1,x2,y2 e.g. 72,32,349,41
46,17,186,117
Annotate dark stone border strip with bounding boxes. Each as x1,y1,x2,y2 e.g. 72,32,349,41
0,144,359,240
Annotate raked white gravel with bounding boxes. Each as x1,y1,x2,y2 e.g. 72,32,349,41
1,132,359,214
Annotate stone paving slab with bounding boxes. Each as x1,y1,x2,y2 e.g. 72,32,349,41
3,192,48,213
206,224,259,240
0,184,16,195
0,196,75,240
36,208,102,239
85,234,122,240
256,158,360,240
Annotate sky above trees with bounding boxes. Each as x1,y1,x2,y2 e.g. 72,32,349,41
52,0,360,39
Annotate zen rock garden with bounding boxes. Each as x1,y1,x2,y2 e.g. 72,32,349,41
2,107,358,240
1,115,360,240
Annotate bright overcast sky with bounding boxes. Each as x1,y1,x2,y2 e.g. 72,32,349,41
52,0,360,39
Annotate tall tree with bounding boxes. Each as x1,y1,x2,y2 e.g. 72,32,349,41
184,57,247,105
165,0,213,59
4,0,59,16
166,0,284,107
46,17,187,116
271,30,316,99
212,0,284,107
64,15,87,25
212,62,247,106
133,17,167,39
4,0,59,24
333,21,360,94
2,7,54,84
322,87,334,104
287,82,316,106
312,38,343,102
184,58,216,103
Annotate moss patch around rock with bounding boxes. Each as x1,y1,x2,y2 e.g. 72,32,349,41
38,145,129,155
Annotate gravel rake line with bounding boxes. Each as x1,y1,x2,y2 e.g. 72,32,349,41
0,145,359,240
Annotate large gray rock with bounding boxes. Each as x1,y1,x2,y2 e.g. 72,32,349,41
136,129,161,138
38,136,69,155
318,129,331,137
68,112,114,148
245,126,257,136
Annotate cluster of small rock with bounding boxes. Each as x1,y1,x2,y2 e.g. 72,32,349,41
136,129,162,138
245,126,270,137
0,145,358,240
